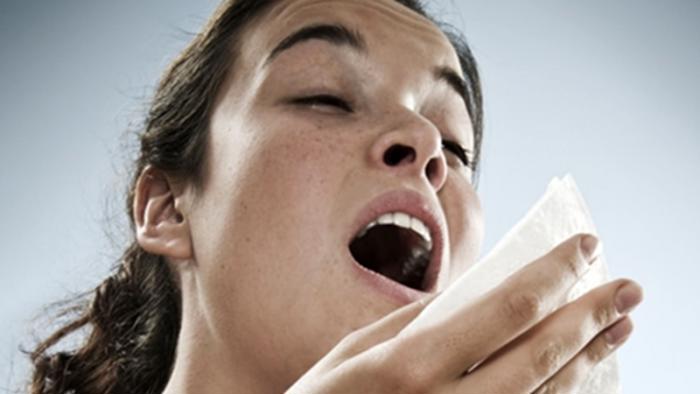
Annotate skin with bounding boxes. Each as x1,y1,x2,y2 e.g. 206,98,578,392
132,0,643,393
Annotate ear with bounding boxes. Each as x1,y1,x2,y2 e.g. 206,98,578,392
133,165,193,261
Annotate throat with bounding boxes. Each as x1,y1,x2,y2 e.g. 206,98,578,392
349,225,431,291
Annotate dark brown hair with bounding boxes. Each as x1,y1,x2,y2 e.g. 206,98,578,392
28,1,483,393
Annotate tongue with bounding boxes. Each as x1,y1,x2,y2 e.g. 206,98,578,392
349,225,431,290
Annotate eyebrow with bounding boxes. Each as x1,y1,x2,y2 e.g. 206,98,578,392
265,23,367,66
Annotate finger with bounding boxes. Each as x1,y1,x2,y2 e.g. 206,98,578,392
457,280,642,393
532,317,634,394
328,293,440,363
401,233,600,380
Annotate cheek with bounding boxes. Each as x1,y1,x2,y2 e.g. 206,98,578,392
441,175,484,282
191,122,400,377
216,132,340,257
248,132,343,222
196,115,364,303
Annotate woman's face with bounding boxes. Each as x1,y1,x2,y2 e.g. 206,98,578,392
184,0,483,385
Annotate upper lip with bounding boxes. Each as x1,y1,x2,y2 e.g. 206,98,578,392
346,188,447,292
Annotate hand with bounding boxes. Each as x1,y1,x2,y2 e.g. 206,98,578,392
287,234,643,393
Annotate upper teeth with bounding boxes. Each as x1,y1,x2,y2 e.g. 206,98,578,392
358,212,432,246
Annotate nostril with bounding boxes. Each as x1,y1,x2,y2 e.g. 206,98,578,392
424,157,446,189
425,158,439,180
383,144,416,166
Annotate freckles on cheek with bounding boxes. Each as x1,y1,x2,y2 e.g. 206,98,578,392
270,129,338,182
247,137,340,226
244,112,359,219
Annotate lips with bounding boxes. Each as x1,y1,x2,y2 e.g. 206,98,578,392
345,189,447,303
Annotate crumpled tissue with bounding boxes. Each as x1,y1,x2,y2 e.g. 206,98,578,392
403,174,619,394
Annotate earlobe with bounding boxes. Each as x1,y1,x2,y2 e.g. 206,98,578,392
133,166,193,261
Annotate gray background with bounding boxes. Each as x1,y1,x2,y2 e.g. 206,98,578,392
1,0,698,392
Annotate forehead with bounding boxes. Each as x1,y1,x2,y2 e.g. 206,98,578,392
243,0,460,71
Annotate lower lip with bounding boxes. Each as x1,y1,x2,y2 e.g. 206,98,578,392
345,249,430,305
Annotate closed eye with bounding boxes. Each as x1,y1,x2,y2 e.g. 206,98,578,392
442,140,471,168
292,94,353,113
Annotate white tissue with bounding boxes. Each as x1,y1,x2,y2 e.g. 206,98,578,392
404,175,619,393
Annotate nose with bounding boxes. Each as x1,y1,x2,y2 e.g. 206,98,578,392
369,113,448,191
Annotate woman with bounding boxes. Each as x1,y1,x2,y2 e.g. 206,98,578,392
30,0,643,393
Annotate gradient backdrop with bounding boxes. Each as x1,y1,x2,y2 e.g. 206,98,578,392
1,0,698,392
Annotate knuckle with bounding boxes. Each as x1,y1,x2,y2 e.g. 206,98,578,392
532,340,565,377
378,367,432,394
562,252,583,278
585,338,610,363
592,302,616,329
378,340,434,394
554,239,585,278
503,290,543,327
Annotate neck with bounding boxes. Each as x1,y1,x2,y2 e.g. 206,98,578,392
161,284,274,394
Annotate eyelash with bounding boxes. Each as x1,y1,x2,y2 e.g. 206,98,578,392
293,94,354,112
442,140,471,168
294,94,471,168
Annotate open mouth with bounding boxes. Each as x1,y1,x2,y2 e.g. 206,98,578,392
349,212,433,292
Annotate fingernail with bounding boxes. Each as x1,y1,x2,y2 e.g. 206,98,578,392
615,282,643,314
605,317,633,346
580,234,599,263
